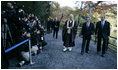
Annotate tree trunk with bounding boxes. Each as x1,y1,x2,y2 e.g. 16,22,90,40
88,1,91,17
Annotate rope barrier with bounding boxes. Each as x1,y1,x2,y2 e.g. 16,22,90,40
5,39,29,53
5,38,35,65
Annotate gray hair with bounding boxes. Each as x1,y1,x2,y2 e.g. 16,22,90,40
86,16,91,20
101,14,106,18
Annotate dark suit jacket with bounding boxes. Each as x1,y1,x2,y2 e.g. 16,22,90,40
47,20,51,28
54,20,60,31
95,21,110,39
81,22,95,37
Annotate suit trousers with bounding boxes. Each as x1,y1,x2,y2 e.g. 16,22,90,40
81,36,91,53
97,36,107,54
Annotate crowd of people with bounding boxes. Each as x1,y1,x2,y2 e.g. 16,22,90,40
47,17,60,39
1,2,47,68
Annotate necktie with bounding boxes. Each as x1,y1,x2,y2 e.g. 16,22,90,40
102,21,104,28
87,23,89,28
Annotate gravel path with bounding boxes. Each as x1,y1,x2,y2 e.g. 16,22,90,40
9,30,117,69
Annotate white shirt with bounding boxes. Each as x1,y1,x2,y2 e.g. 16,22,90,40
69,20,72,23
101,20,105,27
87,22,90,27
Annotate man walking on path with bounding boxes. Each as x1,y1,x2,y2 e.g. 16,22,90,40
62,14,78,52
95,14,110,57
81,16,95,55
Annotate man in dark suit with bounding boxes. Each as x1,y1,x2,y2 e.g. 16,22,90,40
53,17,60,39
95,15,110,57
81,16,95,55
47,18,51,33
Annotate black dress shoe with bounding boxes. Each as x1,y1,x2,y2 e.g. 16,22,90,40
81,52,84,55
101,54,105,57
17,63,21,67
85,51,88,53
97,51,100,54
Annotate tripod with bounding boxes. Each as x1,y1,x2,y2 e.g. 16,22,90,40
2,18,14,50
